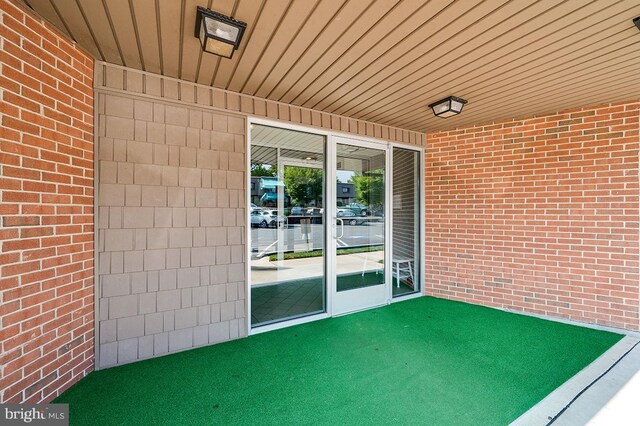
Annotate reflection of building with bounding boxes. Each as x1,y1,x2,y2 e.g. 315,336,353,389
250,177,261,205
250,177,287,207
337,183,355,206
250,176,354,207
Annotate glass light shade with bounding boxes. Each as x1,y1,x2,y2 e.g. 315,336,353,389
428,96,468,118
450,99,465,113
203,16,239,42
196,7,246,59
435,109,457,118
432,101,451,115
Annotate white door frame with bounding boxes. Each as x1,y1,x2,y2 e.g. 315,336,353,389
329,135,391,316
247,117,422,335
387,143,424,304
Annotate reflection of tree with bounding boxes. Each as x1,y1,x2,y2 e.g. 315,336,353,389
350,170,383,207
250,163,276,177
284,166,323,207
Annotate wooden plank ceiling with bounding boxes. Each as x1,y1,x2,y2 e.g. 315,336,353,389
24,0,640,132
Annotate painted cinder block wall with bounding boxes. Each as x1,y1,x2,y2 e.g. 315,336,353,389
93,62,425,367
426,101,640,331
96,91,247,368
0,0,95,403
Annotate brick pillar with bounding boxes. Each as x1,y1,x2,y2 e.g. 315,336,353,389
0,0,95,403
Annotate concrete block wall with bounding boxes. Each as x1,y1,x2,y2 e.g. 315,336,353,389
0,0,94,403
92,61,426,368
96,92,246,368
426,101,640,330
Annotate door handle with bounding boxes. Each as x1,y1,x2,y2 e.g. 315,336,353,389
335,217,344,239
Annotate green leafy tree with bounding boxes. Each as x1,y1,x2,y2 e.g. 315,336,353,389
283,166,323,206
250,163,276,177
350,171,383,208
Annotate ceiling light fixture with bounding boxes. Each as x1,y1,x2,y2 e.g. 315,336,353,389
428,96,468,118
195,6,247,59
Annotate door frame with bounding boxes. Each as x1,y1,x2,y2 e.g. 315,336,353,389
329,135,391,316
247,117,423,335
388,143,425,303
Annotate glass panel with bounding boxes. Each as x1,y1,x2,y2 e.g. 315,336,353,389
450,99,464,112
204,38,234,57
204,15,240,42
336,143,385,292
392,148,421,297
250,125,326,327
433,101,450,115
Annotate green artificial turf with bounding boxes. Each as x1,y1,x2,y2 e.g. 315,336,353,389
55,297,623,425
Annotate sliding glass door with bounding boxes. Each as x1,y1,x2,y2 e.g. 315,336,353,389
249,123,422,330
331,137,388,315
249,124,326,327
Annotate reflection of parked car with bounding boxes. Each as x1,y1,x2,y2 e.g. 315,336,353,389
371,208,384,217
250,210,285,228
345,203,368,216
290,206,305,215
306,207,323,215
266,210,286,227
250,203,260,212
337,210,364,225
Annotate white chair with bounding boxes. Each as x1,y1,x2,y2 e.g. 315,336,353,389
392,259,414,288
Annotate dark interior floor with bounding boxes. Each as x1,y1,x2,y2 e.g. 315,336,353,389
251,273,416,326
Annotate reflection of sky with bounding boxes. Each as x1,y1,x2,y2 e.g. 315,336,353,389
337,171,354,183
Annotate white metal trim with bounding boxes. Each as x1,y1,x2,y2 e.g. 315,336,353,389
250,313,331,335
248,117,331,333
245,117,252,336
389,142,425,299
387,145,393,302
246,116,424,333
250,116,401,147
326,134,335,317
93,86,101,370
420,145,426,297
250,117,332,137
331,135,390,315
391,292,423,303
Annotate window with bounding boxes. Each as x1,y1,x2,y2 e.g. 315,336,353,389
250,124,326,327
392,147,421,297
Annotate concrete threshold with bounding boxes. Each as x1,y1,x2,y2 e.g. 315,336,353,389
512,335,640,426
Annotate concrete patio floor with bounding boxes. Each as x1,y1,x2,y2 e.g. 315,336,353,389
512,321,640,426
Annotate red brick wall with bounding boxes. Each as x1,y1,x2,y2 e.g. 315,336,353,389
0,0,94,403
426,101,640,331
